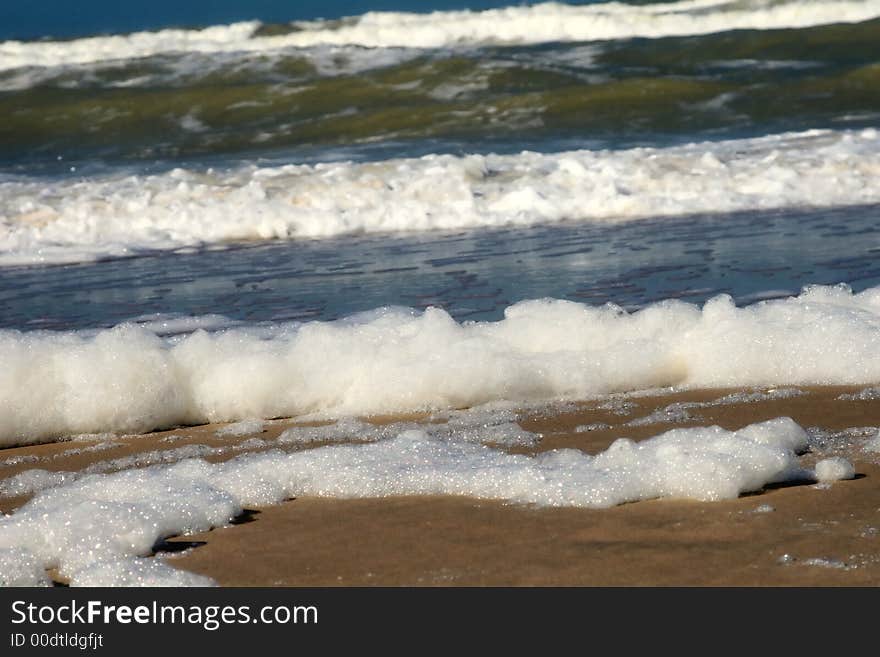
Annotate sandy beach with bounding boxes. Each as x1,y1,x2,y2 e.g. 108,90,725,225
3,384,878,586
4,0,880,600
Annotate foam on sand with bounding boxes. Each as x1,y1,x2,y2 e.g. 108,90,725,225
3,283,880,447
814,457,856,483
2,128,879,267
0,416,850,586
3,0,880,72
215,419,265,438
864,430,880,453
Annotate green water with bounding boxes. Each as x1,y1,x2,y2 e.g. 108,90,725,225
2,18,878,164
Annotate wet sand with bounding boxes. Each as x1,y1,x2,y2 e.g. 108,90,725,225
3,385,880,586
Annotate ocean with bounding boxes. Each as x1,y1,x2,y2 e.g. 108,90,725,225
2,1,880,586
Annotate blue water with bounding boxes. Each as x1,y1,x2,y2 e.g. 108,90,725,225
2,1,880,332
0,0,552,40
4,204,879,331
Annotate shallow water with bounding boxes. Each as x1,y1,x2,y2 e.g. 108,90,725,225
2,202,879,331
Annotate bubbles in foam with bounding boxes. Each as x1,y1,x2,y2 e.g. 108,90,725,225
0,464,242,582
277,418,381,445
838,386,880,401
72,558,216,587
626,403,698,427
575,423,612,433
814,457,856,482
0,454,40,467
624,388,806,427
276,407,540,448
0,470,77,498
0,418,852,586
3,283,880,447
0,444,264,500
806,426,878,455
0,547,51,587
800,557,849,569
865,431,880,453
215,419,265,438
0,416,836,585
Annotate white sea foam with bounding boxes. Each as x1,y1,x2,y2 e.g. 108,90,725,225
864,430,880,453
0,417,829,585
2,128,879,267
277,407,539,448
2,283,880,447
215,419,265,438
800,557,850,569
0,470,76,497
575,423,611,433
0,454,39,467
838,386,880,401
72,559,216,587
2,0,879,73
0,43,424,92
814,457,856,482
0,547,51,586
625,388,805,426
0,408,533,500
0,445,228,497
277,418,380,445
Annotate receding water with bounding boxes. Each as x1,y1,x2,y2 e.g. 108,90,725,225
3,203,878,331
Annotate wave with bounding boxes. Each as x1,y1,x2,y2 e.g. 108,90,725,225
3,0,880,72
2,283,880,448
3,18,877,163
2,128,878,267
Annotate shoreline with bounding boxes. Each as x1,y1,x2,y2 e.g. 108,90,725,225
3,384,880,586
